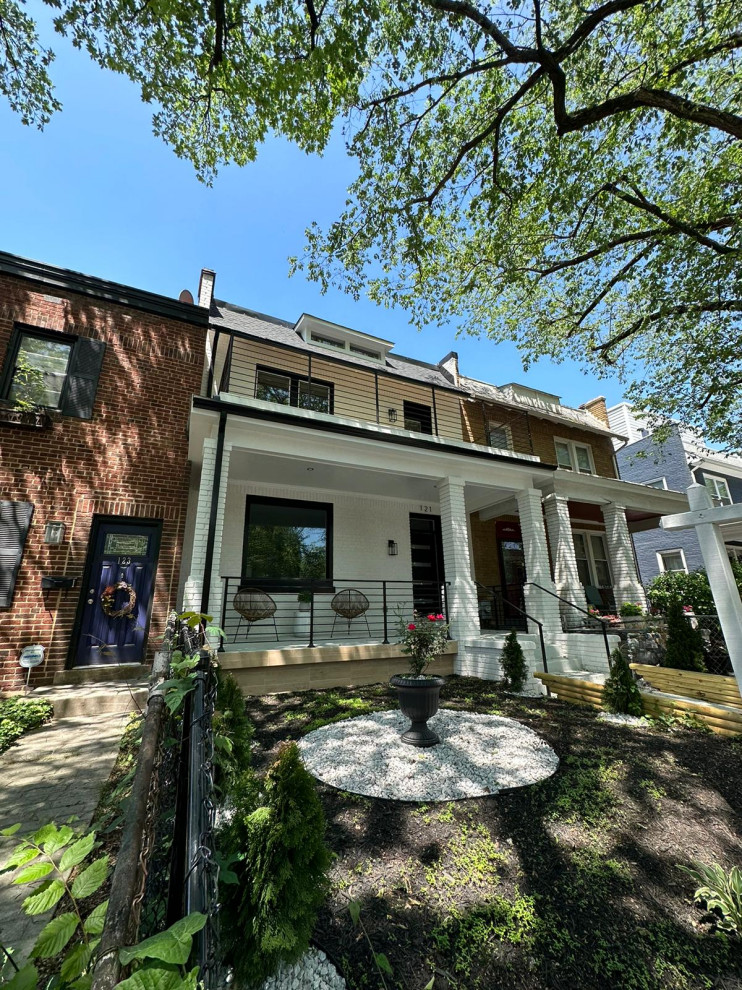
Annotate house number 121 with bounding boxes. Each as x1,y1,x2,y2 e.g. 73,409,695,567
419,504,433,513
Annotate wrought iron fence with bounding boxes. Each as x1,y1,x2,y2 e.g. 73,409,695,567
219,577,449,649
694,614,733,675
476,583,528,632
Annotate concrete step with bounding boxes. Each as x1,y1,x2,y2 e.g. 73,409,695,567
29,681,148,718
53,663,150,686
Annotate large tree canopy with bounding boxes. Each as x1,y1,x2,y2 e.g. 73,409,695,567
5,0,742,448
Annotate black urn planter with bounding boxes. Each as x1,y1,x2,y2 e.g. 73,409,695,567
389,674,445,747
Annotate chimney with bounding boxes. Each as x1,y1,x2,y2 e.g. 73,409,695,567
439,351,459,385
580,395,609,427
198,269,216,310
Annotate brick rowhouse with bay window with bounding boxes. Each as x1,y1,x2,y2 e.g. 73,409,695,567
0,251,208,691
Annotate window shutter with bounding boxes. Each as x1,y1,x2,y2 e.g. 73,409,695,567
0,501,34,608
0,328,21,399
61,337,106,419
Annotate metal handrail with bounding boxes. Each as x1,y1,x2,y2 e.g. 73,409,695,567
524,581,612,661
475,581,548,675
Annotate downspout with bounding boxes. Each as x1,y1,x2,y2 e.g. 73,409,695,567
200,410,227,616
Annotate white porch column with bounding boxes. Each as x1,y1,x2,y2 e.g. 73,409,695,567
516,488,561,636
686,483,742,693
601,502,646,609
182,437,232,625
438,477,480,642
543,493,588,625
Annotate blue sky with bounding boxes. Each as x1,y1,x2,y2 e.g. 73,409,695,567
0,10,631,411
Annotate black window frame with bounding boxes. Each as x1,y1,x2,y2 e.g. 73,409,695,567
254,364,334,415
403,400,433,435
0,324,106,420
241,494,334,591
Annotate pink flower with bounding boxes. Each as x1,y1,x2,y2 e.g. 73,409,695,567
436,614,445,620
427,614,437,621
407,623,416,630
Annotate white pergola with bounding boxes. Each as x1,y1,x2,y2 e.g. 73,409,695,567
660,483,742,694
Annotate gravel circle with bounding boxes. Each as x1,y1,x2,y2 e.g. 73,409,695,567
258,947,346,990
298,709,559,801
598,712,648,726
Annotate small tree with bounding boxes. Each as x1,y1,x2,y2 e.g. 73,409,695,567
227,741,331,986
602,648,643,717
500,630,529,693
664,599,706,672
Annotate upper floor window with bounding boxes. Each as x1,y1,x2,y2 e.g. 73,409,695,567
0,326,106,420
657,549,687,573
704,474,732,507
555,438,594,474
487,420,512,450
403,400,433,435
644,477,668,489
254,366,333,415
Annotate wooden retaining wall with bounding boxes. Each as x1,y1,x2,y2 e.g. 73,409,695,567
630,664,742,708
535,672,742,737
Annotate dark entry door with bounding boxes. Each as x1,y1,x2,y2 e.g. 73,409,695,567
74,519,162,666
409,513,445,614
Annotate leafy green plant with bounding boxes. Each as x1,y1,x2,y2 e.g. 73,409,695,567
602,648,643,717
663,599,706,672
500,630,528,692
619,602,644,617
397,611,449,676
213,668,254,794
116,912,206,989
8,353,46,412
222,741,331,986
681,862,742,935
646,569,717,616
0,696,53,754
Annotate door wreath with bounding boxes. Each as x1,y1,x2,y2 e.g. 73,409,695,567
101,581,137,620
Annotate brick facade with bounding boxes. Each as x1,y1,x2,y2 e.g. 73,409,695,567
0,266,206,690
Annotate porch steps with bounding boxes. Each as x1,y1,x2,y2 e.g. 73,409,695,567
53,664,149,686
28,681,148,719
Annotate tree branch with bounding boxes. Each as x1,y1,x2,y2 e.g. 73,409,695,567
595,299,742,356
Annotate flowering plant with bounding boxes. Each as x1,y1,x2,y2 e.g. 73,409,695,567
397,611,450,676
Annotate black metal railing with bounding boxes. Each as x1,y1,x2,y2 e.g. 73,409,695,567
219,577,450,649
476,582,528,632
525,581,613,661
475,581,548,674
694,614,733,676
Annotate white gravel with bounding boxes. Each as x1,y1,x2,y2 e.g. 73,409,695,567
298,709,559,801
259,947,346,990
597,712,648,726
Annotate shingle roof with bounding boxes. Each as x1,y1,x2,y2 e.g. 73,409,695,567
210,300,465,391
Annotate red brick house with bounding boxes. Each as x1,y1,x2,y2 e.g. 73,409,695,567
0,251,208,691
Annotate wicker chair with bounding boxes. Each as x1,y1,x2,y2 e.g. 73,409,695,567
233,587,278,642
330,588,371,638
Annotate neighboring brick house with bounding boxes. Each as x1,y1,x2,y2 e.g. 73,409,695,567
0,251,208,691
607,402,742,583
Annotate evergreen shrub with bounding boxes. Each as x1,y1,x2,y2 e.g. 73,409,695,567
501,630,529,692
663,599,706,672
602,648,643,716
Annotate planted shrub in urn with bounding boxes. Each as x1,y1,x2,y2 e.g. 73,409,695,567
390,612,449,747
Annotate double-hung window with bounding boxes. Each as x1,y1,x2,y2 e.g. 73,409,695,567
572,531,612,589
555,438,594,474
657,549,687,573
255,366,333,414
242,496,333,588
704,475,732,507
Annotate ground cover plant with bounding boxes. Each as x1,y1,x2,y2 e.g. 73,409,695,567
0,697,53,754
241,676,742,990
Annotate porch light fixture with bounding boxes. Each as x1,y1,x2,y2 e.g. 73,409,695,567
388,539,398,556
44,521,66,545
387,408,397,423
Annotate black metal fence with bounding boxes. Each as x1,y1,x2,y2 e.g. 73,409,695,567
476,583,528,632
694,614,733,675
219,577,449,649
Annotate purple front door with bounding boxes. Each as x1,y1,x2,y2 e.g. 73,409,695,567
74,519,162,666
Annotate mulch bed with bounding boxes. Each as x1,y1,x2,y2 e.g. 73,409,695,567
243,676,742,990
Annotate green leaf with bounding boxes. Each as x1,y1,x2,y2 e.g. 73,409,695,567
2,962,38,990
70,976,93,990
59,832,96,872
71,855,108,899
44,825,75,855
30,912,79,959
13,860,54,884
374,952,393,976
33,824,59,847
424,977,435,990
118,913,206,966
3,845,40,871
0,822,22,836
117,964,198,990
60,941,94,982
83,899,109,934
348,900,361,927
23,878,66,915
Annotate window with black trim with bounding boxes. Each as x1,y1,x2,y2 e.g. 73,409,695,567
254,365,333,414
0,326,106,420
242,496,333,586
403,400,433,435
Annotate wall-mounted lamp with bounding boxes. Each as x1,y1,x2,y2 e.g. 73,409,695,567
44,521,66,545
387,408,397,423
388,539,398,556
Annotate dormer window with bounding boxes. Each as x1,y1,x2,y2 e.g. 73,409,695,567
311,333,345,350
296,314,393,365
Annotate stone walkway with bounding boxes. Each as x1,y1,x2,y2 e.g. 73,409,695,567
0,713,129,965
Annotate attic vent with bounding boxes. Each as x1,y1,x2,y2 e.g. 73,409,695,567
350,345,381,360
311,333,345,349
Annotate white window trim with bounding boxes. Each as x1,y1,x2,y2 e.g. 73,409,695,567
644,477,668,489
656,548,688,573
703,473,733,506
555,437,595,475
572,528,613,588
